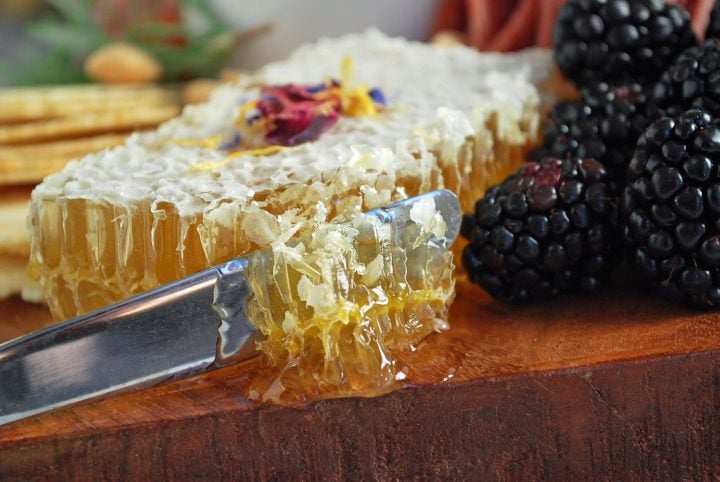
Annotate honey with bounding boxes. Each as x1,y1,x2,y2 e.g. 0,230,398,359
241,196,456,400
28,141,523,321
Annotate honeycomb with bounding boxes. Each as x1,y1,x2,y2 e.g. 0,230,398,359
27,32,548,398
29,33,546,321
241,195,456,400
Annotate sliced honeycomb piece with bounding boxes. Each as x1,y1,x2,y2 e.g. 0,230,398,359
243,193,457,401
28,31,549,321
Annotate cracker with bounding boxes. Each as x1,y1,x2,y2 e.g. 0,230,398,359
0,85,180,124
0,106,179,145
0,187,31,256
182,78,221,105
0,188,42,303
0,133,128,185
0,253,44,303
219,68,247,83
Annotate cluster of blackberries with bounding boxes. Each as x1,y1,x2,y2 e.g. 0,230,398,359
463,0,720,309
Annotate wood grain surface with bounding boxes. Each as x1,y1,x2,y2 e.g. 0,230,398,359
1,275,719,480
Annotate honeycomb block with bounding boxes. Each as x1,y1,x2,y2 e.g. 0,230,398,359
29,32,547,320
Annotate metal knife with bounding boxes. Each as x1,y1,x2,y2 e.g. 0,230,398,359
0,189,461,427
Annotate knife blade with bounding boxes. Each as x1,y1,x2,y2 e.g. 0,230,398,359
0,189,461,426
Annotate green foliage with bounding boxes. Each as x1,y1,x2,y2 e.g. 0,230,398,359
0,47,89,86
8,0,235,86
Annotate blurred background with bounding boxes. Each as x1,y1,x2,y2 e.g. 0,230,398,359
1,0,712,87
0,0,438,86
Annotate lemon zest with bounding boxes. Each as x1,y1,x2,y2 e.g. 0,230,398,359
171,134,223,149
341,55,354,86
236,98,260,126
340,86,378,117
191,145,289,172
338,55,379,117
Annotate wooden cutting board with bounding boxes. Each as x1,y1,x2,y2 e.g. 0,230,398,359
1,276,719,480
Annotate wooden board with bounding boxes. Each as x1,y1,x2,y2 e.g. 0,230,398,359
1,276,720,480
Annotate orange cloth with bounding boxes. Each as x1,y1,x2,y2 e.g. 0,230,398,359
432,0,716,52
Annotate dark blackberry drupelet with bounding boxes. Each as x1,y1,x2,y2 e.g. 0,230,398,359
554,0,697,87
621,109,720,308
706,0,720,40
529,82,649,181
649,39,720,119
461,157,619,303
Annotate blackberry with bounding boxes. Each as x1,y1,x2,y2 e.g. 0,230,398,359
461,157,619,303
554,0,697,87
530,82,649,181
621,109,720,308
649,39,720,119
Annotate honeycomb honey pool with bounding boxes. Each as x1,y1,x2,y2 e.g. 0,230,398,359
27,31,549,398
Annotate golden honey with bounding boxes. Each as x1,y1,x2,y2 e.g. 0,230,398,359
27,138,524,321
243,200,455,400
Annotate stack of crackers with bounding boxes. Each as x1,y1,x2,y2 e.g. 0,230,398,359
0,84,182,303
